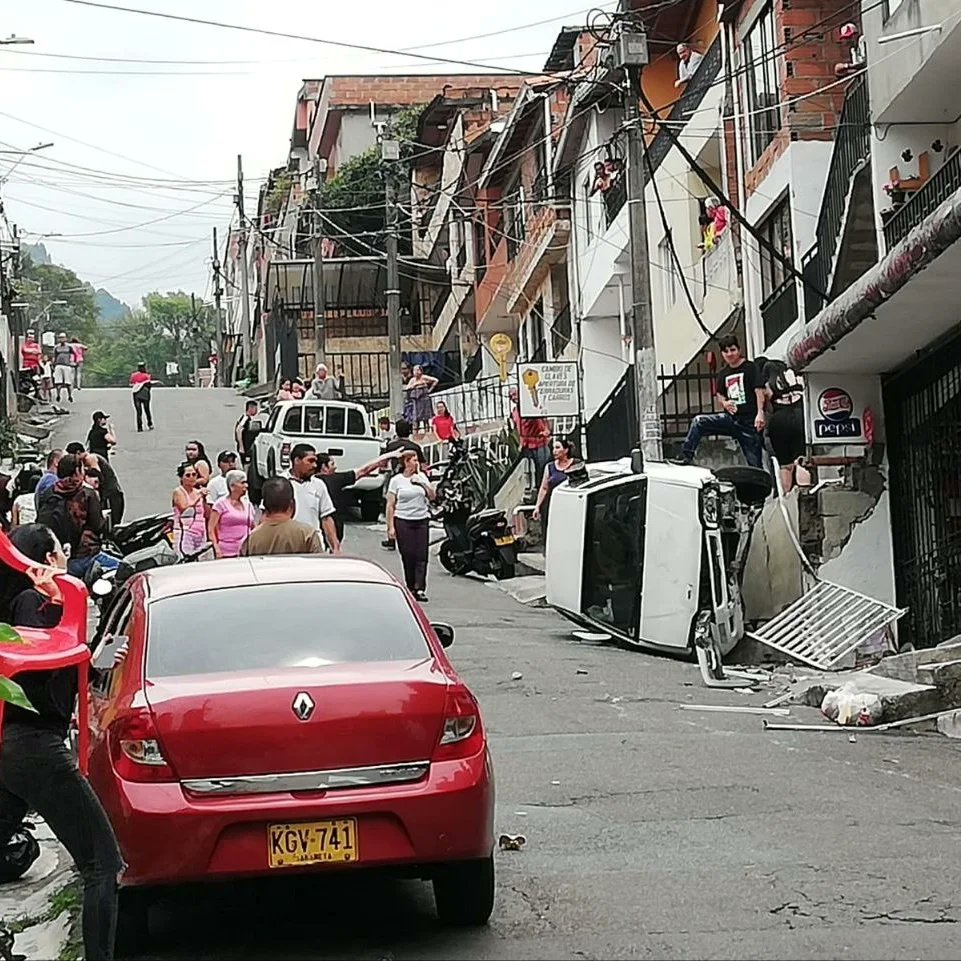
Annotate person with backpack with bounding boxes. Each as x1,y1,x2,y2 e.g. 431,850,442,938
36,454,118,578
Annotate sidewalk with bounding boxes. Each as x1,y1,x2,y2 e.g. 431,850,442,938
0,820,77,960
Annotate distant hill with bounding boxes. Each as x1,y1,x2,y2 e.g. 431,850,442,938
95,288,130,324
22,242,52,265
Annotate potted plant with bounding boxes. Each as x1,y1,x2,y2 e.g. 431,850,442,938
884,178,907,208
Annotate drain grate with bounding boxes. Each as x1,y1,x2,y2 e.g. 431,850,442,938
747,580,906,670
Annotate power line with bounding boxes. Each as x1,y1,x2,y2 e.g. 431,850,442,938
59,0,558,77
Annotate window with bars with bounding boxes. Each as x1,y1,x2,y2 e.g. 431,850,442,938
744,3,781,163
757,197,794,301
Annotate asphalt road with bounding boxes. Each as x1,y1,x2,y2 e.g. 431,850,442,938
53,388,961,960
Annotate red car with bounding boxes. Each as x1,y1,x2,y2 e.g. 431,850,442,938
85,555,494,942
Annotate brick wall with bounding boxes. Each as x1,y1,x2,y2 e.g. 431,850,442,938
326,75,523,108
740,0,855,197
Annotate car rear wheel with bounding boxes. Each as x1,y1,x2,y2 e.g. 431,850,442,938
432,855,494,926
114,888,151,959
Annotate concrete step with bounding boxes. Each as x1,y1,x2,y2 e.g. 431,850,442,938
517,551,545,576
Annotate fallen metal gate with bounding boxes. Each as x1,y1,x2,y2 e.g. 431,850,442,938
746,580,906,670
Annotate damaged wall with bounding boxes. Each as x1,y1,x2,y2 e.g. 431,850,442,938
813,456,897,607
742,491,806,622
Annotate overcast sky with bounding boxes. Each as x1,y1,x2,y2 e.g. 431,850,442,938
2,0,598,308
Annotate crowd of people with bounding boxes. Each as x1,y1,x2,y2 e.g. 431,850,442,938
20,330,89,403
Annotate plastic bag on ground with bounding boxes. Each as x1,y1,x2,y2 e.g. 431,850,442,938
821,682,883,726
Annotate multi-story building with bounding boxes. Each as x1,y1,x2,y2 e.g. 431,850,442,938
258,74,513,405
763,0,961,646
556,2,743,458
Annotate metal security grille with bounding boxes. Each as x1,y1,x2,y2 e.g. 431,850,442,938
747,581,905,670
885,333,961,648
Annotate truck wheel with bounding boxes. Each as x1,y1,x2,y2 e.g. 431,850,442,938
360,496,382,523
713,466,772,506
247,458,264,504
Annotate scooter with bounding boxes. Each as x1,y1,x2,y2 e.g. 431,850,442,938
435,441,517,580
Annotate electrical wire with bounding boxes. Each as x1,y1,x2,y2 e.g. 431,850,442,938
58,0,563,78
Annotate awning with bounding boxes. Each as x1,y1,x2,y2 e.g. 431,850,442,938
787,186,961,373
264,256,444,312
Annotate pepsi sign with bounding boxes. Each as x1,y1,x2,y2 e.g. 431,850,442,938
814,387,862,440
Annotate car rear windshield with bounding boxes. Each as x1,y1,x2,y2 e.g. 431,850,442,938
146,582,431,678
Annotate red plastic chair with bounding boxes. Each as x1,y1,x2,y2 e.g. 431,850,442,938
0,530,91,774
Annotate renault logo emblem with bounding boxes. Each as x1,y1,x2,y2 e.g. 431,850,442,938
292,692,315,721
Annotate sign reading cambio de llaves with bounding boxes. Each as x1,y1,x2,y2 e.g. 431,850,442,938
517,361,579,418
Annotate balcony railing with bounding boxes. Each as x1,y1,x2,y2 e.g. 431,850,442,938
647,36,721,177
658,361,719,439
603,175,627,228
760,277,799,347
802,75,870,319
883,148,961,250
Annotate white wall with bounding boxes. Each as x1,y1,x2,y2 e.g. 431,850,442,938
743,140,834,359
580,315,626,419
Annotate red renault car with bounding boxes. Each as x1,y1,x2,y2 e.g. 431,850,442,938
85,556,494,941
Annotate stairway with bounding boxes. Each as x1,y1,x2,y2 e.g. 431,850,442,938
831,163,878,298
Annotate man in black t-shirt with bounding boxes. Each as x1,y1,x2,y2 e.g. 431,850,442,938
672,334,766,468
317,450,399,544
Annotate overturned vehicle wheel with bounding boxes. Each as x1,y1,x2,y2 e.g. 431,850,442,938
713,466,772,507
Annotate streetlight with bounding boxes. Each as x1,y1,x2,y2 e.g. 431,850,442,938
36,299,68,342
0,142,55,184
0,35,34,46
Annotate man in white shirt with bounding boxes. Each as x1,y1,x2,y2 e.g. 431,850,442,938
281,443,341,553
206,450,239,504
675,43,704,87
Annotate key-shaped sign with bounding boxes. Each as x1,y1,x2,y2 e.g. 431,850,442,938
489,333,513,384
522,367,541,407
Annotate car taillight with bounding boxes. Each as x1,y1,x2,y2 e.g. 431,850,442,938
109,709,176,783
281,442,291,466
433,686,484,761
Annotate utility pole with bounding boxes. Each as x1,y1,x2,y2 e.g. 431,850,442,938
617,28,661,467
190,292,200,386
381,130,403,418
212,226,224,387
311,158,327,369
235,154,253,375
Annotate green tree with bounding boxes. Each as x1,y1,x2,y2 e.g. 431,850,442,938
319,104,424,256
18,255,99,344
84,291,215,387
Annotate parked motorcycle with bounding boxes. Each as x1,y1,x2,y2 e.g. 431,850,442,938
435,440,517,580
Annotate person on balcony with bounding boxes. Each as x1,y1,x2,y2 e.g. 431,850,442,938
671,334,765,469
675,43,704,88
700,197,730,251
403,365,439,431
590,161,612,196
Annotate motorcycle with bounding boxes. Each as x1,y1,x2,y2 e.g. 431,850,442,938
435,440,517,581
90,538,211,613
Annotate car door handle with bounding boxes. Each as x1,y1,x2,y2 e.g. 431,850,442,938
327,448,344,456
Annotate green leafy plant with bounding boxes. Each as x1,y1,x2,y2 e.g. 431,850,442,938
0,623,36,713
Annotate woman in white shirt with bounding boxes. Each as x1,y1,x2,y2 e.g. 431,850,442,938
386,450,437,602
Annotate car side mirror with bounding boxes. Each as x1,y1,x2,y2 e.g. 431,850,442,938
432,622,455,648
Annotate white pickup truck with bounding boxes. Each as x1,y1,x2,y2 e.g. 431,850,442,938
248,399,384,520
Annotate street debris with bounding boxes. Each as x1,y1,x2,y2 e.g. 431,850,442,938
936,711,961,739
510,671,523,681
575,669,589,675
763,707,961,734
746,580,905,671
572,630,611,643
679,703,790,717
498,834,527,851
821,683,883,726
